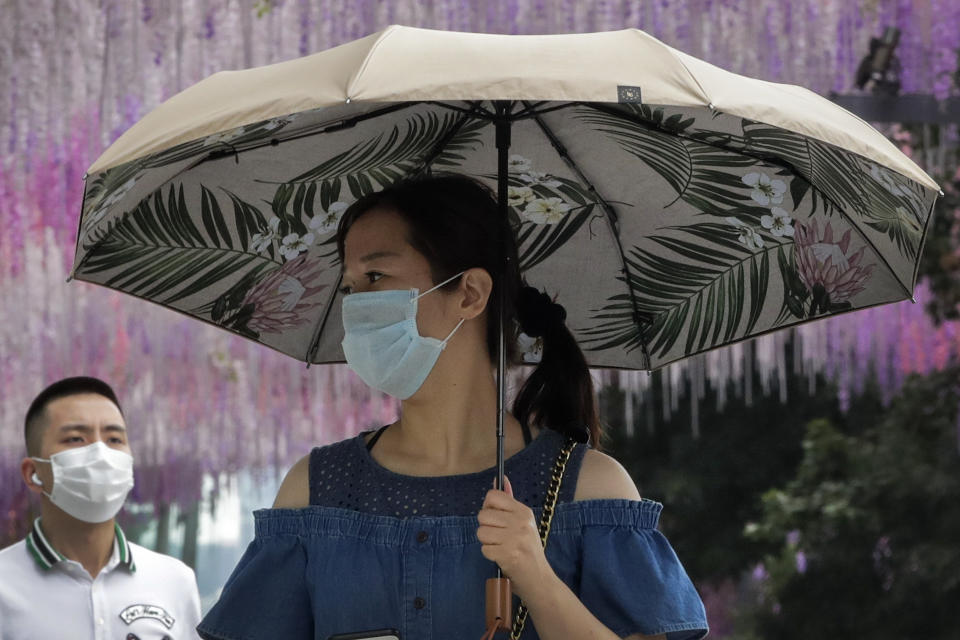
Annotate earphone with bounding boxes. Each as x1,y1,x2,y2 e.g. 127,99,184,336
31,472,42,486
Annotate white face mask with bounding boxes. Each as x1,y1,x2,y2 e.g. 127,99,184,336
32,441,135,523
341,272,466,399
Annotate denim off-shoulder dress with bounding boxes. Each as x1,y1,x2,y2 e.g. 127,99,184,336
198,428,708,640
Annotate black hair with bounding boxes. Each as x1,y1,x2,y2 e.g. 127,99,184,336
336,174,600,447
24,376,123,456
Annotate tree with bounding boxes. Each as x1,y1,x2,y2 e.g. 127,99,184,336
745,366,960,639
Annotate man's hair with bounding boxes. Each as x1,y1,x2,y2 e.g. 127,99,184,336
24,377,123,456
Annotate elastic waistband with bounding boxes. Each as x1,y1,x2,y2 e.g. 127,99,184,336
253,498,663,547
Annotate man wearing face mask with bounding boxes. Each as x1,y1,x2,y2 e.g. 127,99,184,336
0,376,202,640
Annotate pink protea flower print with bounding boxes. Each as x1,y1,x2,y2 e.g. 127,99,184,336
794,220,875,305
242,255,327,333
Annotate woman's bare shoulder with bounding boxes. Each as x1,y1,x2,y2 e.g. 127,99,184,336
573,448,641,501
272,452,311,508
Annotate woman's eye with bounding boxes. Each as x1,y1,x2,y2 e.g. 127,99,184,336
109,437,125,445
64,437,84,444
366,272,383,284
338,285,352,295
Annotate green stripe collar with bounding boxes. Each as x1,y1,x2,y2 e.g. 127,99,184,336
26,519,136,573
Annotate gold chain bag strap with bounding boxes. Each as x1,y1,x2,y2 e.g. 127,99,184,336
509,437,578,640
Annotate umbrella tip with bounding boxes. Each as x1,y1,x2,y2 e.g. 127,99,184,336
65,274,74,283
345,97,352,104
910,296,917,304
940,190,946,197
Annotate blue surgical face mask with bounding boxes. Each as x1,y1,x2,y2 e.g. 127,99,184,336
341,272,466,399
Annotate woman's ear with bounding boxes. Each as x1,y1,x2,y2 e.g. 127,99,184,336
458,268,493,320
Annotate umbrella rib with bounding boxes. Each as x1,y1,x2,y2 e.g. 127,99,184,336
523,102,653,370
433,101,494,118
414,102,486,177
304,271,344,365
581,102,916,302
509,102,574,120
203,102,425,166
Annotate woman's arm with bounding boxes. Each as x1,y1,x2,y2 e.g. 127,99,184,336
477,462,664,640
272,453,310,508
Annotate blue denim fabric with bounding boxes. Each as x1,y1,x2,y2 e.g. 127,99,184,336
198,500,707,640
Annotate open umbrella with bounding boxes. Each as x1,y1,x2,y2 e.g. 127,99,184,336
71,21,938,549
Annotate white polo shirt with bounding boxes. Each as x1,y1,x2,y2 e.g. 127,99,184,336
0,518,201,640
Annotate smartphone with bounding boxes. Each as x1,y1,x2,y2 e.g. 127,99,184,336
327,630,400,640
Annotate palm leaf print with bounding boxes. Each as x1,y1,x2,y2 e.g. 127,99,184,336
77,184,278,305
741,121,868,221
577,105,760,216
502,174,601,271
279,111,486,197
582,223,776,359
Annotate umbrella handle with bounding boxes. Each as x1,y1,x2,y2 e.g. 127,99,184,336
485,577,513,633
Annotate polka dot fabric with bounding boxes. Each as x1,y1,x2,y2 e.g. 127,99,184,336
308,428,586,517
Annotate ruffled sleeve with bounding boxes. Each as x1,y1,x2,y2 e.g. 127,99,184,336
553,499,708,640
198,509,314,640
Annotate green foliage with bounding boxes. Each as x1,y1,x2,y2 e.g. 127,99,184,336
601,348,842,581
744,367,960,639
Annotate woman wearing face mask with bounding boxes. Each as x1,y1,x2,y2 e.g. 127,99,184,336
198,175,707,640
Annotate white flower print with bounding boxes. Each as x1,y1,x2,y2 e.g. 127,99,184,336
203,126,246,146
519,171,562,189
516,332,543,364
742,172,787,206
280,232,315,261
507,154,533,173
522,198,572,225
725,216,765,251
250,216,281,254
760,207,795,238
309,201,349,235
507,186,536,208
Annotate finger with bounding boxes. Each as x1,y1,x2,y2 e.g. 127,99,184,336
480,542,500,563
477,508,511,528
476,525,507,546
492,475,510,492
482,489,521,511
503,475,514,498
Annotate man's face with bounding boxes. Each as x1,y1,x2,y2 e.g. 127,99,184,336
24,393,131,493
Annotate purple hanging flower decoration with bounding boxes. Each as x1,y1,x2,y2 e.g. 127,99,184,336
795,550,807,574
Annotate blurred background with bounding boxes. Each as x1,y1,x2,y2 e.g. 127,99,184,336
1,1,958,636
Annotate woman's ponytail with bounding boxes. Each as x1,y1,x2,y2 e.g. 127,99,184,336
512,286,601,448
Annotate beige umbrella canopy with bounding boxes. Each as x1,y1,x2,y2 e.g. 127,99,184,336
74,24,939,373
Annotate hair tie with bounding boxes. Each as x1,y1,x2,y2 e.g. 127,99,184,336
517,286,567,338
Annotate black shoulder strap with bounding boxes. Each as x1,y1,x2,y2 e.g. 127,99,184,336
365,424,390,452
510,437,577,639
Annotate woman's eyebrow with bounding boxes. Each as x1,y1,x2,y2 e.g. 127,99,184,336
359,250,401,263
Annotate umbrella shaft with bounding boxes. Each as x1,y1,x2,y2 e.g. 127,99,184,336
495,104,512,581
